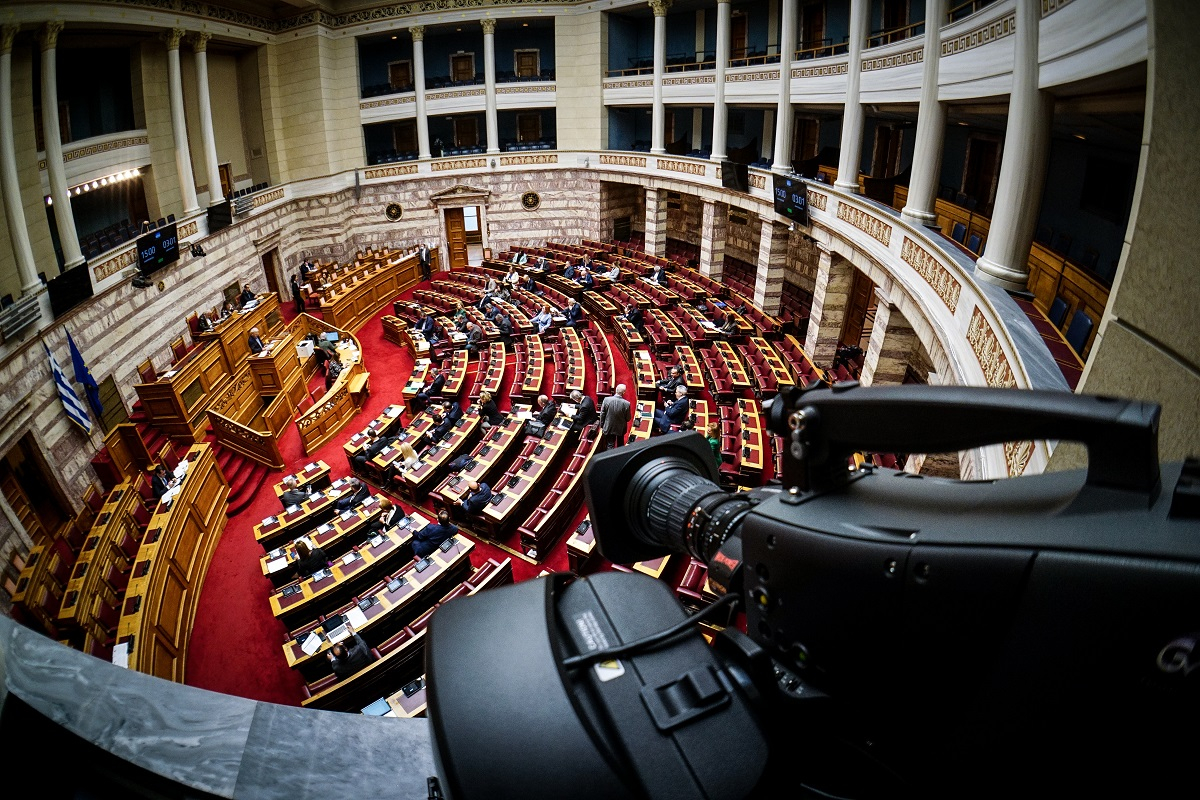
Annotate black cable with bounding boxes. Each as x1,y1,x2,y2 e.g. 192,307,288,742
561,592,740,669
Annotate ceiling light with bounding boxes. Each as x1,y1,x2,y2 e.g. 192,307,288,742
45,196,52,205
391,35,397,40
1074,133,1086,140
91,181,99,189
134,168,141,176
100,178,108,186
82,184,90,192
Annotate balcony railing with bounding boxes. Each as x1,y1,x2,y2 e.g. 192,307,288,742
867,20,926,48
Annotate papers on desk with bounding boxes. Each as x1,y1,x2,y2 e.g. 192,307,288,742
266,557,290,574
346,606,369,629
386,406,403,418
552,315,566,323
243,299,259,310
300,632,323,655
173,460,188,479
161,485,181,506
285,504,300,513
262,515,278,526
341,552,357,566
160,369,178,379
516,411,533,420
111,640,131,668
340,510,354,521
416,358,432,367
700,320,716,329
451,332,466,342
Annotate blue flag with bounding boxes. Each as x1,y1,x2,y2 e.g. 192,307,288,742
45,341,92,435
67,330,103,419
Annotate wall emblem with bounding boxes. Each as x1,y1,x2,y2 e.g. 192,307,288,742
385,203,403,221
521,191,541,211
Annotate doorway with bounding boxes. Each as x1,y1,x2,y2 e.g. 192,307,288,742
451,54,475,83
840,269,876,350
515,50,539,79
871,124,904,178
1,434,72,543
388,60,412,91
517,113,542,144
801,2,825,52
218,163,233,201
792,116,820,162
962,135,1000,214
261,248,281,296
444,207,469,270
731,13,748,60
393,120,418,154
454,117,479,148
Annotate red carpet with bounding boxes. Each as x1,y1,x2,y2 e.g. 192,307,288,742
185,276,634,703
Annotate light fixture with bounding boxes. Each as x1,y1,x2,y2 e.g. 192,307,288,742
45,196,52,206
1074,133,1086,140
91,181,99,189
100,178,108,186
490,158,497,168
391,35,397,40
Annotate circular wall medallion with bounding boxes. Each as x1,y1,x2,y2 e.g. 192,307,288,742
385,202,403,221
520,191,541,211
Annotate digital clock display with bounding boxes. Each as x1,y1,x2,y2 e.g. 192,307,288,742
136,223,180,275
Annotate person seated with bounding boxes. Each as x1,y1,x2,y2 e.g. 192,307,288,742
197,312,215,333
335,476,370,512
452,302,468,327
603,263,620,281
430,401,463,442
279,475,308,509
483,276,499,297
653,385,691,434
531,304,553,334
504,266,522,288
324,358,343,390
563,300,583,328
510,250,528,266
327,627,373,680
648,264,667,285
384,440,422,485
291,538,328,580
563,262,577,281
623,303,644,332
576,267,595,289
238,283,256,307
521,274,541,295
367,497,402,533
414,367,445,411
354,429,398,474
413,509,458,557
481,301,500,322
463,321,484,355
460,480,493,515
477,390,504,429
717,314,739,337
532,255,548,272
150,464,177,500
413,312,437,341
219,300,235,319
247,327,265,355
568,390,598,436
655,365,686,397
495,312,514,344
525,394,557,436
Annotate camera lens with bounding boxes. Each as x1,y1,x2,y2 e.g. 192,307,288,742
624,456,752,564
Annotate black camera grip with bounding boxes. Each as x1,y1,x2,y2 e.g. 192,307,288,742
772,384,1161,495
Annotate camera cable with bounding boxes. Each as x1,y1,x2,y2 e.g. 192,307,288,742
561,591,741,669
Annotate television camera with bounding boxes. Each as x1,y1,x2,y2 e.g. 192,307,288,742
425,384,1200,799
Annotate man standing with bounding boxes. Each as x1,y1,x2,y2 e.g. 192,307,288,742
418,242,432,282
598,383,632,450
290,275,305,313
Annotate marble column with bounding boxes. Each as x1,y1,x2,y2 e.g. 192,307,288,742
755,218,787,315
710,0,731,162
0,25,39,293
645,188,667,257
650,0,672,155
699,199,727,280
771,0,798,172
900,0,946,227
859,289,917,386
481,19,499,154
165,28,198,214
191,33,223,206
804,248,854,367
40,22,83,268
835,0,869,192
412,26,430,159
975,0,1052,291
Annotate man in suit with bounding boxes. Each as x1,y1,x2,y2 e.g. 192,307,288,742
335,476,370,512
353,429,398,474
197,312,215,333
598,383,633,450
654,385,691,434
568,390,598,436
290,275,305,313
328,626,373,680
247,327,265,355
577,267,595,289
414,312,437,341
414,367,445,411
299,259,315,284
531,394,557,431
563,262,577,281
238,283,255,307
623,303,645,333
655,365,686,399
563,300,583,328
430,401,463,442
150,464,177,500
417,242,432,282
279,475,308,509
464,321,484,355
414,509,457,558
521,274,540,295
495,311,514,347
460,480,493,515
648,264,667,285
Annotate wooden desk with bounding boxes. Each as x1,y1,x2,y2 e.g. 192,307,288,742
674,345,704,390
714,340,753,391
736,398,766,474
273,461,332,501
474,342,506,398
57,483,139,633
254,476,357,551
478,426,571,539
134,340,234,442
319,251,423,332
247,326,302,396
385,677,428,718
516,335,546,398
193,293,282,371
614,317,646,360
633,555,672,580
632,349,657,400
343,404,407,473
295,325,367,455
112,444,229,682
747,335,795,392
565,517,596,574
629,401,657,442
396,411,483,499
430,417,526,510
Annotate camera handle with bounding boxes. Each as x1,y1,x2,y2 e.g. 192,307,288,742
768,383,1161,499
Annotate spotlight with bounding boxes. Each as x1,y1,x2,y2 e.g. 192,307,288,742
91,181,98,189
190,244,206,258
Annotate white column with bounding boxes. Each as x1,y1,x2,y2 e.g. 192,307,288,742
0,25,39,293
412,26,430,159
900,0,946,227
650,0,672,155
192,33,223,206
40,22,83,269
835,0,869,193
481,19,499,154
772,0,798,171
165,28,198,214
976,0,1052,291
710,0,731,162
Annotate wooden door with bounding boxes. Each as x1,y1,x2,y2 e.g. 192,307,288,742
389,60,412,90
515,50,539,78
261,248,281,297
454,117,479,147
792,117,819,161
444,208,469,270
451,54,475,82
871,125,903,178
883,0,909,42
731,14,748,59
963,136,1000,212
394,120,417,153
1,474,48,542
517,113,542,143
802,3,826,51
218,163,233,200
840,269,874,348
1,435,70,541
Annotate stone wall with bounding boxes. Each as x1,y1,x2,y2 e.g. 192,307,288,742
598,181,643,242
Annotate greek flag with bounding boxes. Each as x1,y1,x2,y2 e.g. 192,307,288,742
44,340,92,435
67,329,103,419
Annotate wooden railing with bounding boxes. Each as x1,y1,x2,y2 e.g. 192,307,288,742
867,20,926,48
209,411,285,470
948,0,1000,23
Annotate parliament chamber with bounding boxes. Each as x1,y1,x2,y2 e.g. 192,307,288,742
0,0,1197,797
